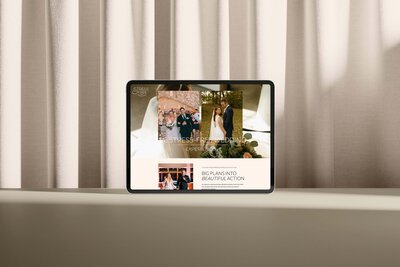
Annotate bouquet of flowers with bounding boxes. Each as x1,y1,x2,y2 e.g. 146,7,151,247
165,121,175,130
200,133,262,158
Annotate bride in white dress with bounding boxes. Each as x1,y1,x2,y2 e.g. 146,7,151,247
209,107,226,140
131,84,190,158
131,84,271,159
164,110,181,141
162,173,176,190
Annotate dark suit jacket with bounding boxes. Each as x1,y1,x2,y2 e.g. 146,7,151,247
223,106,234,132
177,114,193,135
177,174,190,190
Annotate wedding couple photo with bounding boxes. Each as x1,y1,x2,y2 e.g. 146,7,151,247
158,163,193,190
201,91,243,142
158,91,200,142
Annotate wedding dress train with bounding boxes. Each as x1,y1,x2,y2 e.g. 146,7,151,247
164,117,181,141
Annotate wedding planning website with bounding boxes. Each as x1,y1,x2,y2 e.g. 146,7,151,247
128,82,273,191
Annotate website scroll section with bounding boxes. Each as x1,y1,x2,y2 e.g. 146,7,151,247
131,158,270,190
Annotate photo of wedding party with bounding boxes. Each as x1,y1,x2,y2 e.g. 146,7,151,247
158,91,200,142
201,90,243,141
158,163,193,190
130,83,269,159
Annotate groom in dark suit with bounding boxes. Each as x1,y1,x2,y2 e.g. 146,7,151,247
221,99,233,140
177,169,190,190
177,107,193,141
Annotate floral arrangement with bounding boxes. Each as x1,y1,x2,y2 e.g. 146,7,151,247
200,133,262,158
165,121,175,130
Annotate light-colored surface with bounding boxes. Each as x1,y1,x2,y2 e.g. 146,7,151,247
0,0,22,187
1,189,400,266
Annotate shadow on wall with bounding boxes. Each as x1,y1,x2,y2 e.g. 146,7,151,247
281,0,400,188
378,43,400,187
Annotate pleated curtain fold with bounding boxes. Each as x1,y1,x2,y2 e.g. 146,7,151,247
0,0,400,188
1,0,156,188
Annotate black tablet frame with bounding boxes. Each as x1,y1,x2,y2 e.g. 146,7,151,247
126,80,275,193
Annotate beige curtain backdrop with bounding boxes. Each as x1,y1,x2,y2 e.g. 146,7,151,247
0,0,399,188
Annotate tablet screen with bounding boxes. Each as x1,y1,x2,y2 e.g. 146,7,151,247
127,81,274,192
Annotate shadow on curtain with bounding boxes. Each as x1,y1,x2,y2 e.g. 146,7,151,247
0,0,399,188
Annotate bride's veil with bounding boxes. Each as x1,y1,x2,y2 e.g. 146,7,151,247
131,84,189,158
209,108,216,139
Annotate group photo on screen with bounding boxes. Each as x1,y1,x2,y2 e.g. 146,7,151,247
130,83,270,159
158,163,193,190
158,90,200,142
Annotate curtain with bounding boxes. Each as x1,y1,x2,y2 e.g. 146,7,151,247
0,0,399,188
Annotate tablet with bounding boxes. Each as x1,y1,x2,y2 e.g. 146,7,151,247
127,80,274,193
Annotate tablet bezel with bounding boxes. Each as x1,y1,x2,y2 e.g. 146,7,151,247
126,80,275,193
